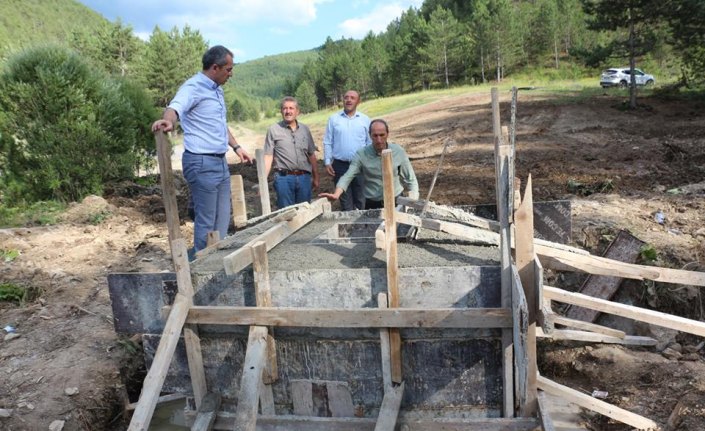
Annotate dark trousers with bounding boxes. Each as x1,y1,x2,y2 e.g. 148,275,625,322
364,195,400,210
333,159,365,211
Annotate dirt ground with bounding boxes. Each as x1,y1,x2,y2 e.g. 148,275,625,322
1,89,704,430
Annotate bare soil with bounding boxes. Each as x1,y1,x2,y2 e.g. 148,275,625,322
1,89,704,430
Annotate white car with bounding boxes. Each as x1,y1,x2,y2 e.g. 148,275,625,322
600,68,655,88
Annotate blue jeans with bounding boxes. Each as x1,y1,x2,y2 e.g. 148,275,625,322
273,172,312,209
182,152,231,254
333,159,365,211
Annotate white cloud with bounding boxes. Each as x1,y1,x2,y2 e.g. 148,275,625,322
338,2,420,39
165,0,331,27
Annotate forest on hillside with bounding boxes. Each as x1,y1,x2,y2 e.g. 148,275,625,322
0,0,704,207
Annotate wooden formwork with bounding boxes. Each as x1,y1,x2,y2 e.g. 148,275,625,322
126,89,705,431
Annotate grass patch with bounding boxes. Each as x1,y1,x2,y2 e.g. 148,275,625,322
0,282,41,304
0,200,66,228
88,209,112,225
0,249,20,262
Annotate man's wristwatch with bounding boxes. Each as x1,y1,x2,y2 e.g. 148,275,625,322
231,144,241,151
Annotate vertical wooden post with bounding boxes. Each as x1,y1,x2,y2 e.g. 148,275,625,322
206,231,219,247
251,241,278,384
231,174,248,227
382,149,402,384
377,293,392,389
514,175,538,416
233,326,268,431
155,132,182,247
256,149,271,216
492,87,515,417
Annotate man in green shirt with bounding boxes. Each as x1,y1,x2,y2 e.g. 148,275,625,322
319,119,418,209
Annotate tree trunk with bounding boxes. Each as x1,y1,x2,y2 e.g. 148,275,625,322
443,44,449,88
554,37,559,69
480,46,486,83
629,11,637,109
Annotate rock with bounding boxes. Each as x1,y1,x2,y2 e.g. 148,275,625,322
4,333,21,342
64,387,79,396
634,322,678,351
669,342,683,353
0,408,13,417
695,227,705,238
49,420,65,431
662,347,683,360
681,353,700,362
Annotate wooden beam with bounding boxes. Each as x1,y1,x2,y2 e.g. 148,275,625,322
192,392,221,431
291,380,313,416
256,149,271,216
207,231,220,248
154,132,182,245
258,380,275,416
231,175,248,228
394,212,499,246
396,196,500,232
374,382,404,431
233,326,268,431
537,375,659,430
128,293,190,431
536,243,705,286
186,414,540,431
251,241,278,384
382,150,402,384
536,391,556,431
511,264,528,416
125,393,185,411
513,176,537,416
536,327,657,346
171,239,207,409
327,381,355,417
377,293,392,389
223,199,325,275
552,315,626,339
544,285,705,337
566,230,645,322
375,221,385,250
185,306,512,328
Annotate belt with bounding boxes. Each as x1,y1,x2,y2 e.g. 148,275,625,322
184,149,225,158
277,169,310,176
333,159,351,163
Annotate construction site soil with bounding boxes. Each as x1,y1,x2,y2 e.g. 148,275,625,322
1,89,704,430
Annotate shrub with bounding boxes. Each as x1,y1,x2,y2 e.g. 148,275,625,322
0,45,157,204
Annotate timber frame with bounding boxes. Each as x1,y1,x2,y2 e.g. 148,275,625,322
125,89,705,431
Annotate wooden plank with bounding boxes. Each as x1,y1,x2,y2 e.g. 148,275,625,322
552,316,625,339
537,375,659,430
382,150,402,384
184,306,512,328
155,132,182,244
233,326,268,431
251,241,278,384
377,293,392,389
171,239,207,409
128,293,190,431
188,414,540,431
231,175,248,227
536,328,656,346
536,243,705,286
374,382,404,431
192,392,221,431
326,381,354,417
536,391,556,431
396,196,500,232
207,231,220,248
395,211,498,246
223,199,326,275
125,393,185,411
256,149,271,216
291,380,313,416
544,285,705,337
514,176,537,416
259,380,275,416
511,264,528,416
375,221,385,250
566,230,645,322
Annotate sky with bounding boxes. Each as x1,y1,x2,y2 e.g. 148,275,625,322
76,0,424,62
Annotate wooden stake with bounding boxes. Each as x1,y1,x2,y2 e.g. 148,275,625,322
374,382,405,431
256,149,271,216
231,174,248,227
233,326,268,431
154,132,182,246
377,293,392,389
251,241,278,384
382,150,402,384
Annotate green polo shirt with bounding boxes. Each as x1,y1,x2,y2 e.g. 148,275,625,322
337,142,419,201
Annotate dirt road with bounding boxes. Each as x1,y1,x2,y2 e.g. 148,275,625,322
1,89,704,430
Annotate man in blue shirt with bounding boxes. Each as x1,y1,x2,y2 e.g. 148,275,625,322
323,90,371,211
151,45,252,258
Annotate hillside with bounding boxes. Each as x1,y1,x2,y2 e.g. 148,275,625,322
0,0,107,54
230,49,319,99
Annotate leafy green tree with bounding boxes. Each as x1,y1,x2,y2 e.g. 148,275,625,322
140,25,207,107
385,7,430,91
664,0,705,84
0,45,157,203
294,80,318,113
71,20,143,77
421,6,467,87
582,0,664,108
361,32,390,97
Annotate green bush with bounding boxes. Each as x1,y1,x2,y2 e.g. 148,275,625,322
0,45,157,204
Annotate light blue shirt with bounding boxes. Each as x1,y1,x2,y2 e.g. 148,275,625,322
323,110,371,165
168,72,228,154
